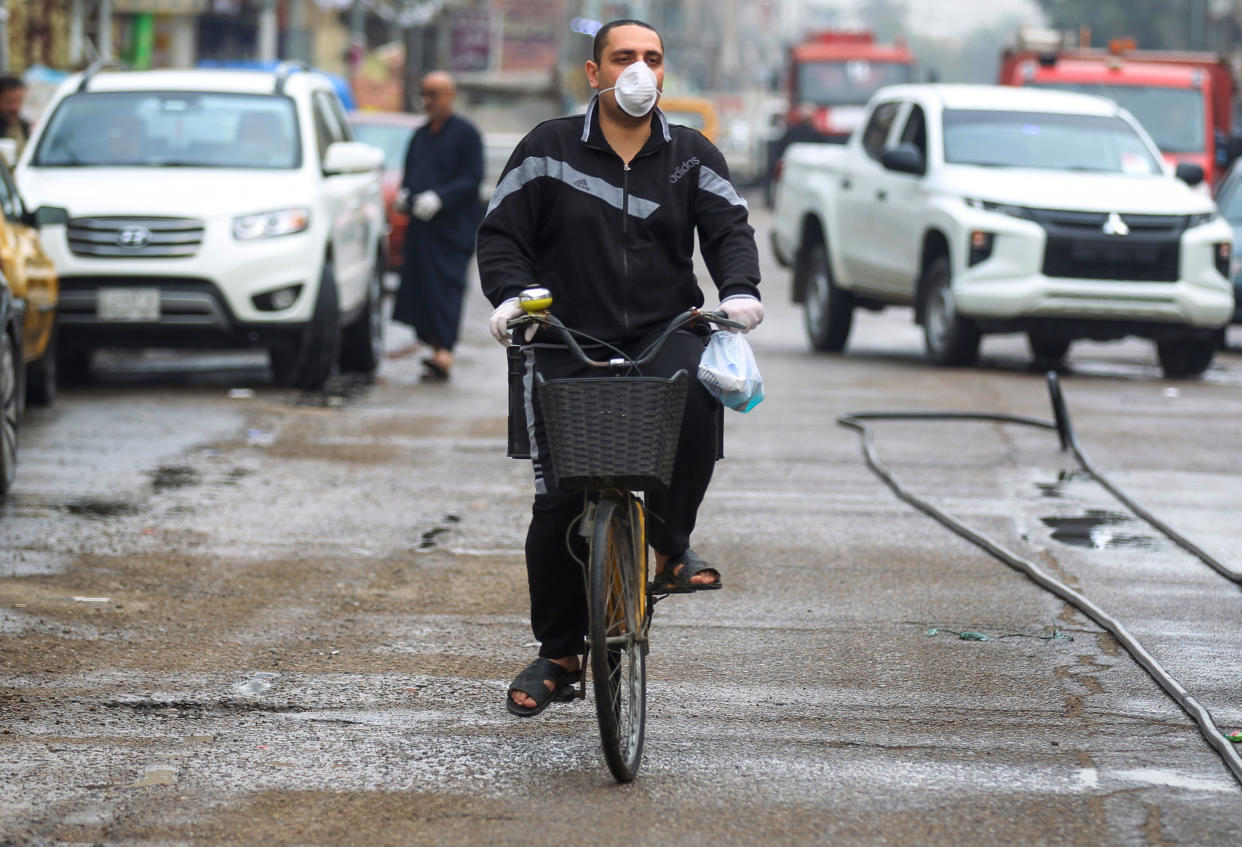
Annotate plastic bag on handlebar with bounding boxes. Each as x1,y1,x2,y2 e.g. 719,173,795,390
698,330,764,413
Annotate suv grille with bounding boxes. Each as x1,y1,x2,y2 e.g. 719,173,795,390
67,217,205,258
1027,208,1185,283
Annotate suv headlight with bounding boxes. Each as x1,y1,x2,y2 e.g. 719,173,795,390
1187,210,1219,228
964,197,1032,219
233,208,310,241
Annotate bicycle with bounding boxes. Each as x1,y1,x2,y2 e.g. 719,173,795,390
508,288,741,782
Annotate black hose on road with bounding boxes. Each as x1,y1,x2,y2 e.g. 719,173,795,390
837,373,1242,788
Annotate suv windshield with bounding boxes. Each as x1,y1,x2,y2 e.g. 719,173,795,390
943,109,1162,174
33,91,301,169
796,60,913,106
1031,83,1205,154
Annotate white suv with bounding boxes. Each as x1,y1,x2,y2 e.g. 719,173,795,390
15,63,386,389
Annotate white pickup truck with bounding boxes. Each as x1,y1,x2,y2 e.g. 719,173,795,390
770,84,1234,377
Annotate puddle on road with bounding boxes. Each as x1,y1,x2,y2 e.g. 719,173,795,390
149,465,202,491
236,671,280,696
1040,510,1161,551
288,374,376,409
1034,470,1090,499
127,768,176,788
63,499,142,519
418,514,463,550
223,467,252,485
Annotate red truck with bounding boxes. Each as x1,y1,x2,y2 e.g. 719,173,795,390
999,31,1242,186
765,30,915,205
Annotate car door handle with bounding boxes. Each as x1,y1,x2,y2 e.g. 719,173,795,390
841,177,853,190
347,199,362,212
876,190,887,202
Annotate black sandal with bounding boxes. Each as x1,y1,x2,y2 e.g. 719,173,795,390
650,549,723,593
420,359,450,382
506,657,579,717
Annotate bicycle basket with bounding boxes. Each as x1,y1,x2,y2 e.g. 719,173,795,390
537,369,689,491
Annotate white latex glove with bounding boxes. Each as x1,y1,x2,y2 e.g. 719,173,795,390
720,294,764,333
412,190,442,221
489,297,524,346
393,188,410,215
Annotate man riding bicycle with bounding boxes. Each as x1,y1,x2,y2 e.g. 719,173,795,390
477,19,763,716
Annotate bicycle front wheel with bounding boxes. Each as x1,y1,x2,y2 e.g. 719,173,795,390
589,492,648,782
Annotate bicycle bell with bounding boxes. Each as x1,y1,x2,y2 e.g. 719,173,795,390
519,286,553,313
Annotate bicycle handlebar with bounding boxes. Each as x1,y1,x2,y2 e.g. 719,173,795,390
508,308,743,370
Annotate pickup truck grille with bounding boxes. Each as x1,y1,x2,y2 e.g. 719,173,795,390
1028,208,1185,283
67,217,205,259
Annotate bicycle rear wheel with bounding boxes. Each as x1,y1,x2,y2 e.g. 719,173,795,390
588,492,648,782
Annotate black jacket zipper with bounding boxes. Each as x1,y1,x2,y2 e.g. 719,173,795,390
622,161,631,335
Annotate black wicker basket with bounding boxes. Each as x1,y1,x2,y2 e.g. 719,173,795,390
537,369,689,491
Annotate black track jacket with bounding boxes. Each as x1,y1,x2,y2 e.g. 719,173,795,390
477,101,760,343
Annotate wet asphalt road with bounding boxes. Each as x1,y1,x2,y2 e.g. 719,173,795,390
3,197,1242,845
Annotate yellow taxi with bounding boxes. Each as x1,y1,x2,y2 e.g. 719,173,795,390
659,96,719,143
0,140,59,405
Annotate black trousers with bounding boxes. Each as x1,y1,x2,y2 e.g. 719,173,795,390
516,327,722,659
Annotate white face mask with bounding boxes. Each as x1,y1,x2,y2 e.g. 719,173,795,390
599,61,660,117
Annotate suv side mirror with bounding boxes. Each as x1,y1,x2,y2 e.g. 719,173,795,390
881,143,925,176
27,205,69,227
1176,162,1205,187
323,141,384,175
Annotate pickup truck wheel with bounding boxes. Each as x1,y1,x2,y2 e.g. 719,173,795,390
1157,337,1214,379
1027,332,1070,367
921,256,979,366
338,255,384,375
800,243,853,351
1,330,18,497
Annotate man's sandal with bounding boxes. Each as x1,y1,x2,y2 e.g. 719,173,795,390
505,657,579,717
650,549,722,594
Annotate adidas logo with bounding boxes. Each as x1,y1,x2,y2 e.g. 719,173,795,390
574,178,590,190
669,156,700,183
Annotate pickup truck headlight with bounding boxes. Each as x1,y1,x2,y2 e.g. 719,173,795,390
968,230,995,266
233,208,310,241
1215,242,1231,278
964,198,1032,220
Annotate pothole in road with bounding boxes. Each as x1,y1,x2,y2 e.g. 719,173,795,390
1040,509,1162,551
63,499,142,519
102,699,307,716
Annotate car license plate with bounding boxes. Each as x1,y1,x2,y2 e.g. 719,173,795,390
98,287,160,322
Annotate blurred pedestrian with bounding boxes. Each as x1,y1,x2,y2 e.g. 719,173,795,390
391,71,484,381
0,76,29,159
